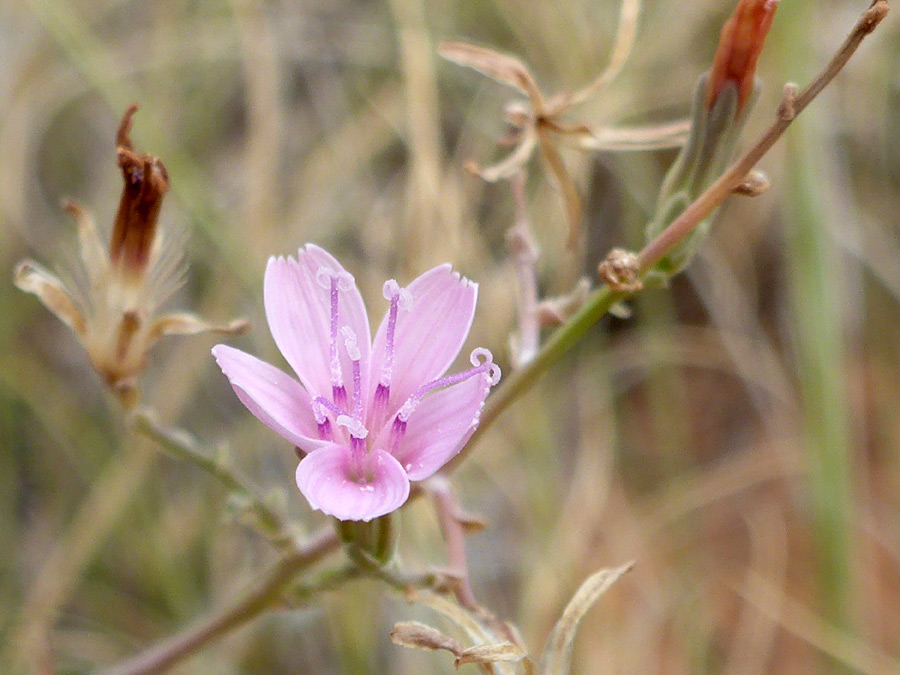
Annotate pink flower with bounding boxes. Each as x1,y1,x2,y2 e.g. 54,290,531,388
212,245,500,522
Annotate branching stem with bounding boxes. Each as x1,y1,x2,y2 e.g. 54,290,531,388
451,0,889,471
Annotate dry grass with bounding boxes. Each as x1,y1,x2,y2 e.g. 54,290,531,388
2,0,899,672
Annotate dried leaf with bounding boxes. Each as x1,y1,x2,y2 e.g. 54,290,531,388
540,562,634,675
391,621,464,656
536,131,582,249
457,642,525,667
439,40,544,112
471,126,538,182
14,260,87,336
565,120,690,152
406,590,495,646
561,0,642,111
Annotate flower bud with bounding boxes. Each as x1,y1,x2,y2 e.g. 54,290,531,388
645,0,777,278
707,0,779,114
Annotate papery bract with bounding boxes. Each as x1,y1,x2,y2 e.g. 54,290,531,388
213,245,499,521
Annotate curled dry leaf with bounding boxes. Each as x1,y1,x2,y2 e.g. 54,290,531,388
540,561,634,675
438,41,544,111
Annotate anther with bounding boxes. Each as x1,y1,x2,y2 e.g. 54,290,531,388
341,326,360,361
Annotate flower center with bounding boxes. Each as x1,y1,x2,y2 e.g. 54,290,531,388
313,266,372,478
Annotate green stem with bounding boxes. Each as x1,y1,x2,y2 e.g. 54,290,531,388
777,1,856,650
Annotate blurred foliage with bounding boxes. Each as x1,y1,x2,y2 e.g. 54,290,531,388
2,0,900,673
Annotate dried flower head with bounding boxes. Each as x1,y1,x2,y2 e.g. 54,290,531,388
439,0,690,247
213,245,500,521
14,104,248,407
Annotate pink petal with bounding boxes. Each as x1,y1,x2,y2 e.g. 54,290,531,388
212,344,325,453
376,370,491,481
263,245,371,403
295,444,410,521
368,265,477,424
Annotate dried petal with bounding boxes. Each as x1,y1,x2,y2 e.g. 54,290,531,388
148,312,249,345
13,260,87,336
109,105,170,278
469,125,539,183
64,200,108,288
456,642,525,667
556,0,642,112
565,119,690,152
438,40,545,112
707,0,779,112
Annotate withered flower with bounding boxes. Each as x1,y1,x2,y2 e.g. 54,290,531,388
14,104,248,406
440,0,690,247
707,0,779,113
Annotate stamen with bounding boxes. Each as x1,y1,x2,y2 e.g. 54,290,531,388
373,280,413,424
317,417,333,441
337,415,370,475
396,348,499,423
314,396,348,420
317,267,354,409
379,280,413,389
388,417,407,455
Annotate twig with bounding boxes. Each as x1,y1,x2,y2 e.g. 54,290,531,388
101,527,340,675
132,409,294,550
426,477,480,609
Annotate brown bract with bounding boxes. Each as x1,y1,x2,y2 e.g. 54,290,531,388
110,104,170,278
439,0,690,248
13,104,248,407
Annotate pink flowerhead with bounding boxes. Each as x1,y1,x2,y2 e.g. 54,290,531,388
212,245,500,521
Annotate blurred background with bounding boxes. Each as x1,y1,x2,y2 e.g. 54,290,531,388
1,0,899,672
